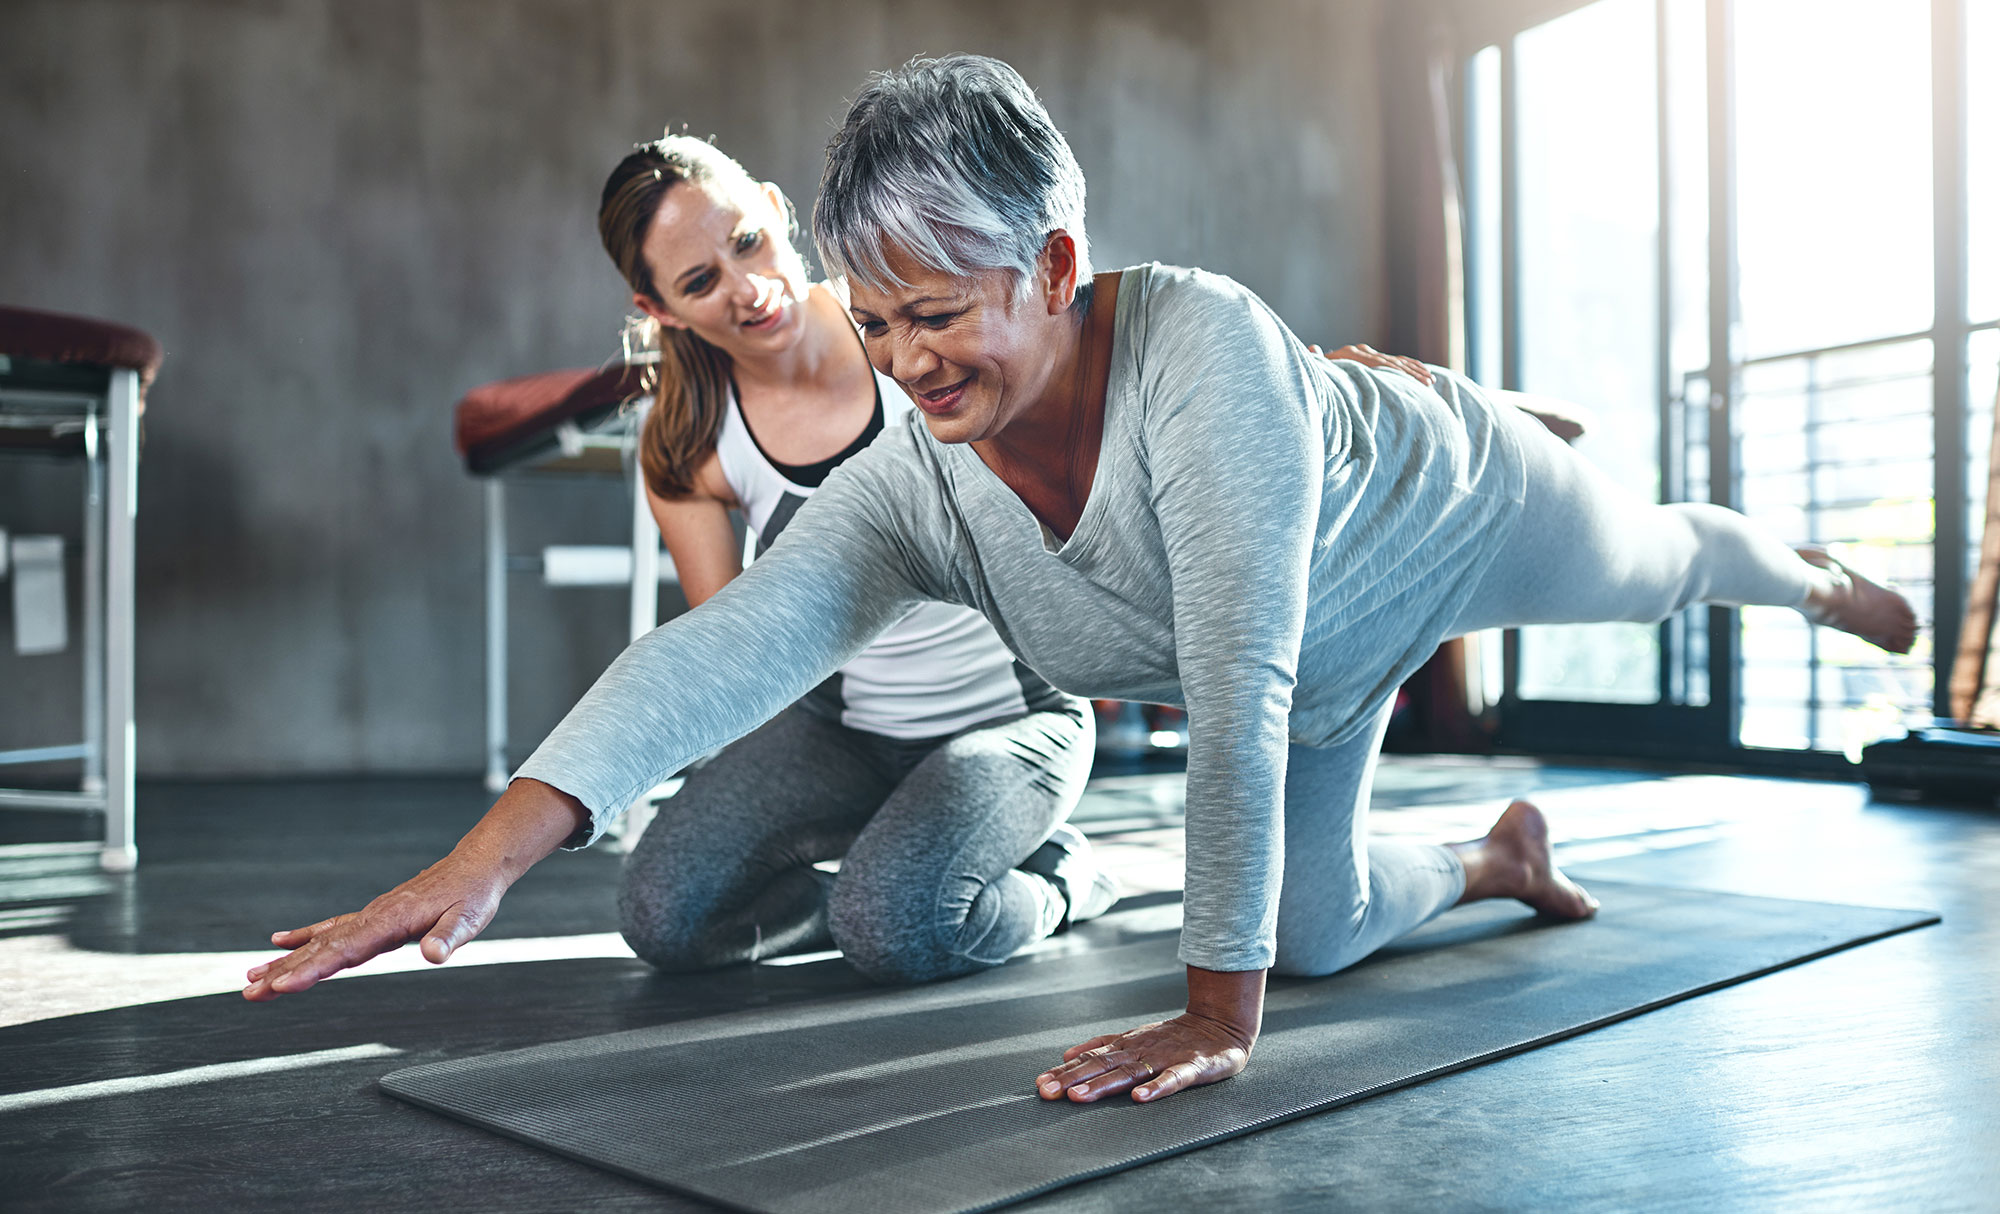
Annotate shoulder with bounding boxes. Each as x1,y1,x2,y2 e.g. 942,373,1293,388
1124,263,1273,329
1117,264,1302,400
650,446,737,509
1118,263,1289,372
692,447,737,504
708,386,755,495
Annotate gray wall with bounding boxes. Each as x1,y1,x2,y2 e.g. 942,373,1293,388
0,0,1388,776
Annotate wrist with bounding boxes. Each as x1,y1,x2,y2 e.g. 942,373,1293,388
455,778,592,886
1183,964,1266,1046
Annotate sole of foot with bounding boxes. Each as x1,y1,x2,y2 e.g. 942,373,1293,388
1468,800,1599,920
1797,546,1919,654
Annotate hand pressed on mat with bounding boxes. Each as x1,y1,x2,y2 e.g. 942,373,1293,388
1037,965,1265,1103
242,778,590,1000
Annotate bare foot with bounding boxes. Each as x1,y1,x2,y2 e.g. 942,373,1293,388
1796,547,1919,654
1449,800,1598,919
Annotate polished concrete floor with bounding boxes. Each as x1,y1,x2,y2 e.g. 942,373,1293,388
1,760,1992,1211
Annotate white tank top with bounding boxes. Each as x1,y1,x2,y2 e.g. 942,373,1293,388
714,363,1062,738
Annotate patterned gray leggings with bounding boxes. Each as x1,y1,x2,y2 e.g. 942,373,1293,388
618,700,1094,985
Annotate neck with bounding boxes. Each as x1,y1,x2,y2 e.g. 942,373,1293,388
975,275,1111,474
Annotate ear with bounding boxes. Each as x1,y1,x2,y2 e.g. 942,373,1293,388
633,291,688,332
1037,230,1083,315
760,180,793,227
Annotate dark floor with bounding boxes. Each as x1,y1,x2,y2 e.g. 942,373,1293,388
1,761,1994,1212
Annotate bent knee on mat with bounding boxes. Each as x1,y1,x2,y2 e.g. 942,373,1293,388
617,887,750,974
1270,920,1371,979
826,881,992,986
618,916,738,974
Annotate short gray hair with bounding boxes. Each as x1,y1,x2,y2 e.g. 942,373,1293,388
813,54,1090,295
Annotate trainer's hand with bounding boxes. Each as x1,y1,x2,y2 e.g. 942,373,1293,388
1308,342,1434,387
1036,965,1265,1104
242,854,508,999
243,777,590,1001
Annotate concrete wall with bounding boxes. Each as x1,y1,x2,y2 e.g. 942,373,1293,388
0,0,1388,776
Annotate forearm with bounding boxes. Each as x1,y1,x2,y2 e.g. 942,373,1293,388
1185,964,1266,1044
449,778,591,885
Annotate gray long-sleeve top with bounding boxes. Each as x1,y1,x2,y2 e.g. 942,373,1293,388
517,263,1528,972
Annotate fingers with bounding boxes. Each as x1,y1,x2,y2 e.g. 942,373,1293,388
1315,342,1436,387
1063,1057,1158,1103
247,914,352,983
243,907,423,1000
1038,1046,1128,1102
269,915,344,948
1059,1034,1118,1064
1134,1059,1203,1102
1039,1045,1116,1099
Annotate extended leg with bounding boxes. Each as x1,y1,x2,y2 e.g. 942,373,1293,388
828,700,1095,984
1454,403,1913,651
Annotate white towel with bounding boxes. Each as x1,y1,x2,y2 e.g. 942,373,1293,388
10,534,67,656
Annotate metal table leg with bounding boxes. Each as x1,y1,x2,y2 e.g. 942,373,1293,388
101,367,138,872
82,407,105,797
484,478,509,794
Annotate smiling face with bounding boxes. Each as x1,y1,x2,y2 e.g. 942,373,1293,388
631,178,813,357
846,242,1079,446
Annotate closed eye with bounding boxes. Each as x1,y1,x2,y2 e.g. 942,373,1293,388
914,311,959,329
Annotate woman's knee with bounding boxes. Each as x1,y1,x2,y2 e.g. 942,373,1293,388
1269,908,1369,978
617,876,735,973
826,868,989,985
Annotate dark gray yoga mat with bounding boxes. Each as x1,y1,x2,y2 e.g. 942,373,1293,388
381,881,1934,1214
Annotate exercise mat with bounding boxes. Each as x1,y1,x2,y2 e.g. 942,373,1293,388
382,881,1934,1214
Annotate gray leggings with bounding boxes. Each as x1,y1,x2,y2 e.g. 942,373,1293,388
1272,402,1818,978
619,699,1094,985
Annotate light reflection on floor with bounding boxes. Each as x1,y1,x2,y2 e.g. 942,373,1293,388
0,927,637,1029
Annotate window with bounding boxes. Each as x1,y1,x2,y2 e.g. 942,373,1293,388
1467,0,1984,759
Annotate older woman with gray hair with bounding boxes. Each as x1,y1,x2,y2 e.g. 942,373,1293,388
247,54,1914,1106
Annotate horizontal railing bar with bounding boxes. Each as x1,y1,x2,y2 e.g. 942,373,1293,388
1739,409,1934,433
1740,456,1935,477
0,744,91,766
0,388,101,410
1738,328,1935,369
1739,372,1936,399
0,841,103,865
0,789,104,812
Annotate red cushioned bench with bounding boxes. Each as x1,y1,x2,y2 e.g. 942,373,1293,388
453,363,649,477
0,304,161,871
